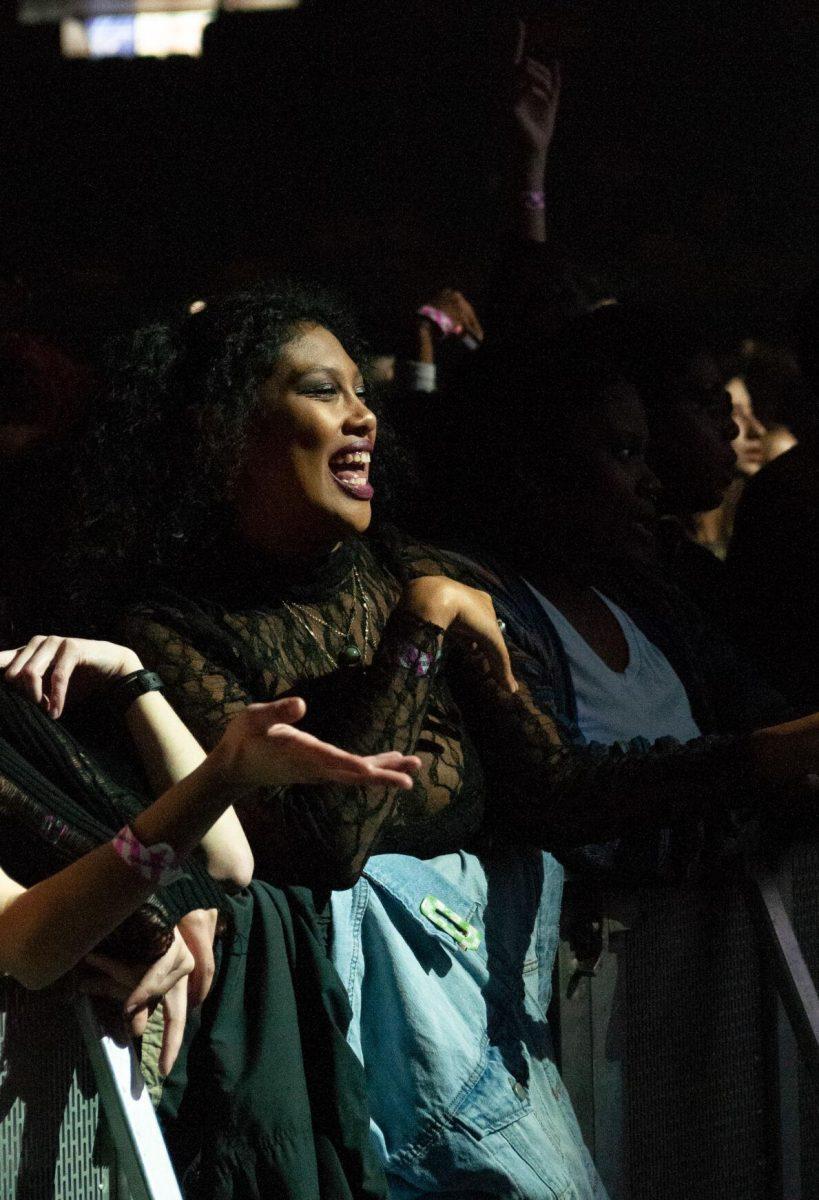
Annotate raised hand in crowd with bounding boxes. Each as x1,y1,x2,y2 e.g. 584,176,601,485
511,19,562,242
412,287,485,369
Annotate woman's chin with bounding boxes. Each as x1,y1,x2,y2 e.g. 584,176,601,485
330,500,373,537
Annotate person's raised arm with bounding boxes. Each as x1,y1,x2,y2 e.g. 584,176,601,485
510,20,562,245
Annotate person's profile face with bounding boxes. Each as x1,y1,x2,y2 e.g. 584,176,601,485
646,356,739,515
232,324,377,557
536,383,662,569
726,376,767,476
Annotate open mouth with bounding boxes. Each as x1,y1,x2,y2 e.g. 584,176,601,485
328,446,374,501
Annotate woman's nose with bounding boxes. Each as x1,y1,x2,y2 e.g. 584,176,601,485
746,411,766,440
344,395,377,435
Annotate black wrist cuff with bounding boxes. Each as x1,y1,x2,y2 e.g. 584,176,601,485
109,669,165,714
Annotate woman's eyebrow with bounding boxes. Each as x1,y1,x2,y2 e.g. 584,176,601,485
294,365,338,378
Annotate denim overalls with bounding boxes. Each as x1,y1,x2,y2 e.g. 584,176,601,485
330,566,615,1199
331,844,607,1200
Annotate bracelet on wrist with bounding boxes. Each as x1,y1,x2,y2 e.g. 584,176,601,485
109,669,165,715
111,824,187,887
395,641,444,677
520,189,546,212
416,306,480,352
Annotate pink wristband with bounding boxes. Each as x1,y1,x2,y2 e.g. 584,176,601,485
112,825,186,887
417,306,480,351
520,189,546,211
396,642,443,677
417,305,458,337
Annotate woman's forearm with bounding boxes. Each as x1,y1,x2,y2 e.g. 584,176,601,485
0,750,245,989
125,689,253,884
238,610,445,888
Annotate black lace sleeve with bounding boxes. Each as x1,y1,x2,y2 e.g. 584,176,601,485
447,628,762,858
126,606,446,889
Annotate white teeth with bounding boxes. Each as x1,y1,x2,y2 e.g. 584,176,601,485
334,451,371,465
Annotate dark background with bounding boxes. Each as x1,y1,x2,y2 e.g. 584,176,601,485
1,0,817,354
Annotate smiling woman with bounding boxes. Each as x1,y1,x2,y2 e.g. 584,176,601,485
233,324,377,557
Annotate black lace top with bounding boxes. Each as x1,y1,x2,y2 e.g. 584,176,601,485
124,532,762,890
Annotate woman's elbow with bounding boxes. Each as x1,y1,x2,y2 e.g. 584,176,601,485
206,846,255,889
2,947,63,992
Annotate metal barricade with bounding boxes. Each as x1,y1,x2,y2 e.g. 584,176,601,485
0,982,182,1200
555,842,819,1200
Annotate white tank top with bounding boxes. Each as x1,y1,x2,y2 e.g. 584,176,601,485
526,583,702,747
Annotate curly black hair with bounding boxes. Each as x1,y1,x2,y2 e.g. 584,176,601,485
62,279,398,623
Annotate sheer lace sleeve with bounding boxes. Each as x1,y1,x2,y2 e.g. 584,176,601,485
447,632,761,858
126,606,446,889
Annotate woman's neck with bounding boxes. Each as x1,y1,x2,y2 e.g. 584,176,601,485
511,543,595,607
203,532,360,606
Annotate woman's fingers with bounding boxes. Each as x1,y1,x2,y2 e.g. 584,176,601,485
21,636,71,708
80,932,192,1075
452,614,517,694
46,640,82,719
475,627,518,694
84,931,194,1017
449,589,517,694
273,727,419,789
158,976,188,1076
251,695,307,729
122,939,194,1016
1,636,49,703
127,1005,151,1038
177,909,217,1008
1,638,141,714
225,697,421,791
363,754,422,791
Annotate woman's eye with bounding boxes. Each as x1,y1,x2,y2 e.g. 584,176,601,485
300,383,338,398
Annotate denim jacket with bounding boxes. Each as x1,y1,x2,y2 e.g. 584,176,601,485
331,844,607,1200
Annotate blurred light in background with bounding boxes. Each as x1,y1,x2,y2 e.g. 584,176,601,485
60,10,213,57
22,0,301,57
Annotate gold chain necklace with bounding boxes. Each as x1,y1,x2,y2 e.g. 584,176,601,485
282,565,373,668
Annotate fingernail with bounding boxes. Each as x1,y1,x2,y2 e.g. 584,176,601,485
124,1004,138,1016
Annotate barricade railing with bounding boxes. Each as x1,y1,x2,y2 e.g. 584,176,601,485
0,982,182,1200
555,839,819,1200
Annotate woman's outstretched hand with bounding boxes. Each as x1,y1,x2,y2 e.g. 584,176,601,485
214,696,422,792
0,636,142,719
400,577,518,694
